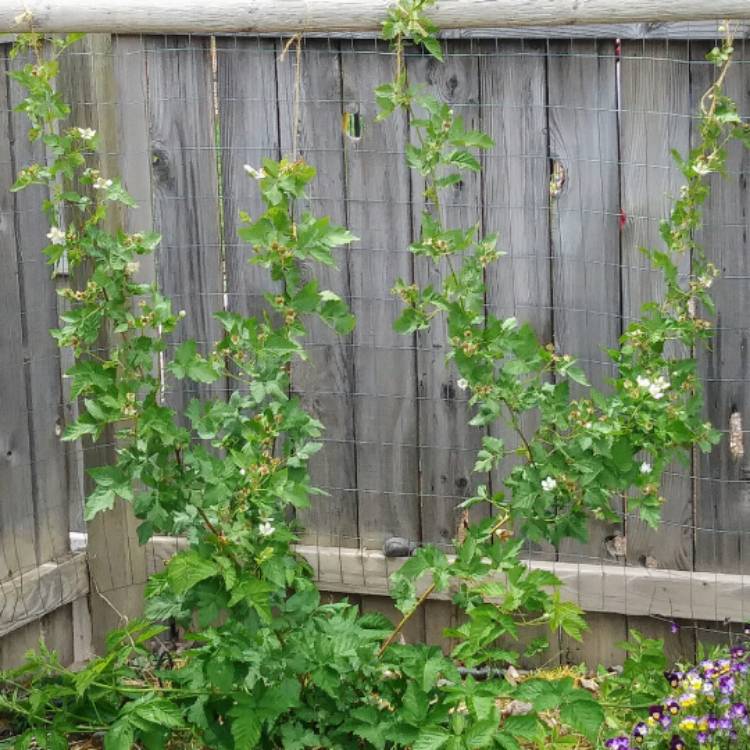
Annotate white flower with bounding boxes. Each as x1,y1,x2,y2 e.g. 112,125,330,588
636,375,651,389
699,274,714,288
259,520,275,537
125,261,140,275
178,310,187,318
456,378,468,391
76,127,97,140
541,476,557,492
640,461,652,474
647,375,670,400
93,177,113,190
239,468,246,476
244,164,266,180
46,227,66,245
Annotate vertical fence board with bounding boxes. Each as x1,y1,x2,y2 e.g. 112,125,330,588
481,40,555,573
342,44,420,548
619,37,698,669
620,41,694,576
58,35,149,651
277,39,359,547
547,39,626,663
693,40,750,578
407,43,485,648
147,35,224,416
408,45,484,547
0,46,43,667
217,35,280,321
342,42,423,638
548,39,622,562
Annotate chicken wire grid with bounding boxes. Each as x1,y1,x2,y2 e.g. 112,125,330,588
1,25,749,665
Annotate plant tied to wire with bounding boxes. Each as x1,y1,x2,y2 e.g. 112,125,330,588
1,9,750,750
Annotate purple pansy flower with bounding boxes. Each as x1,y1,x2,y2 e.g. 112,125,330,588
730,702,748,720
719,674,736,694
649,705,666,721
605,737,631,750
665,671,684,688
670,735,686,750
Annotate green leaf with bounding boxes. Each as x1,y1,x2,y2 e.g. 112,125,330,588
422,37,444,61
229,703,262,749
560,697,604,741
413,727,450,750
166,551,219,595
168,340,221,383
104,720,134,750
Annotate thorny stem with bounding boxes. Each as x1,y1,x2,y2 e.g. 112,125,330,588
377,513,511,658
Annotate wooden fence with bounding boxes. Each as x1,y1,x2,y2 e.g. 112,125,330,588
1,29,749,668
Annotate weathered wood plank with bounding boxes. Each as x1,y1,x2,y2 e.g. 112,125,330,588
692,40,750,575
562,613,626,667
480,40,555,562
545,39,625,661
620,40,694,572
60,35,150,652
407,44,485,548
547,40,622,566
3,1,750,34
0,553,89,639
8,46,70,572
136,536,750,624
216,35,280,321
147,35,224,417
405,42,486,646
0,45,43,661
341,44,421,555
276,38,358,546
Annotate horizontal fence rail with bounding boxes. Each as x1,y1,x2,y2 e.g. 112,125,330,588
2,1,750,33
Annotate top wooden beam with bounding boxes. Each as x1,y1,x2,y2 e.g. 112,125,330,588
1,1,750,35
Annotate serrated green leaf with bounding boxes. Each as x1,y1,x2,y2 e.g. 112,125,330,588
166,551,219,595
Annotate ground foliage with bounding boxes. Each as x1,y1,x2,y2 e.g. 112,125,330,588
1,4,750,749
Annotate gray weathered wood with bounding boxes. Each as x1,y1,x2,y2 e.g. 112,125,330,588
0,46,43,666
137,535,750,624
406,43,486,647
147,35,225,417
548,40,622,565
58,35,149,652
620,40,694,572
216,35,280,320
3,1,750,34
408,44,485,547
276,38,358,547
480,40,555,562
0,553,89,639
546,39,626,661
692,40,750,575
341,44,421,551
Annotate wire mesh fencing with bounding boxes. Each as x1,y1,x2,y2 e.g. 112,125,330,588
1,26,749,667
